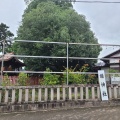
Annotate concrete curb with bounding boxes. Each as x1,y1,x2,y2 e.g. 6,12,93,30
0,100,120,113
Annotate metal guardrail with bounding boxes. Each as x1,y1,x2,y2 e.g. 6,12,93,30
1,40,120,85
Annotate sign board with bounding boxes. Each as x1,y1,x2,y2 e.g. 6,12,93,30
111,76,120,84
111,76,120,82
98,70,108,101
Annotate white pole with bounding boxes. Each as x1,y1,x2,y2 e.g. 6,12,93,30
67,43,69,85
1,40,5,83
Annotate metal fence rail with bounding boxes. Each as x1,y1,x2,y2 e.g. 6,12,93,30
1,40,120,85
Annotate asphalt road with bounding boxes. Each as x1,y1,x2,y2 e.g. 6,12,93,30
0,106,120,120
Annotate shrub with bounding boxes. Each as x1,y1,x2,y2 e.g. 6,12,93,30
62,64,97,84
109,68,120,77
42,68,60,85
1,74,12,86
17,73,29,86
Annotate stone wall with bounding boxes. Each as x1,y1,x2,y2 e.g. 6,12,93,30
0,84,120,112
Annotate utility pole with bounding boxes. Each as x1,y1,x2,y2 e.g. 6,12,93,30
0,40,5,84
67,42,69,85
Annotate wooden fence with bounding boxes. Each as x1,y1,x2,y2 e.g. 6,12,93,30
0,84,119,104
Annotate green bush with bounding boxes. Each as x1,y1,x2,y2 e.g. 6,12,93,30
17,73,29,86
42,68,60,85
1,74,12,86
42,64,97,85
109,68,120,77
62,64,97,84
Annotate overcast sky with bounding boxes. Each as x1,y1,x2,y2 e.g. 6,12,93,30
73,1,120,57
0,0,26,36
73,2,120,44
0,0,120,57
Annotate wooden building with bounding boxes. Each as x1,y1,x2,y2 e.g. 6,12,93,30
0,53,25,83
0,53,25,73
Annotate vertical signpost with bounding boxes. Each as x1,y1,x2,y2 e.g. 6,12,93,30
98,70,108,101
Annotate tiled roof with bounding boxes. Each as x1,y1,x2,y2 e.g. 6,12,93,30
0,53,25,66
0,53,14,61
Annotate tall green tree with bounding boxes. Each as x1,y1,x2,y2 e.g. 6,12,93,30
0,23,14,52
13,1,102,71
24,0,73,16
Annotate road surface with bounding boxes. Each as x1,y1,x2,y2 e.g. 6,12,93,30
0,106,119,120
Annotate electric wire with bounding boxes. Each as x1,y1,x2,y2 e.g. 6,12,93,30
69,0,120,3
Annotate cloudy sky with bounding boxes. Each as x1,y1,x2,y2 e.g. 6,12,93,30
73,1,120,57
0,0,120,57
73,2,120,44
0,0,26,36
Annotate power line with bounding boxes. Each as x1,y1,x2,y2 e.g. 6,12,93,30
71,1,120,3
25,0,120,4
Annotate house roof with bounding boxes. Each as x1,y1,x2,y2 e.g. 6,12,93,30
96,49,120,68
0,53,25,66
103,49,120,58
0,53,14,61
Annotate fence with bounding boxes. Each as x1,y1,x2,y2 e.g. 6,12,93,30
1,40,120,85
0,84,119,104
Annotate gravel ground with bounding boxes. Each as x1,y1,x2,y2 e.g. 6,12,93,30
0,106,120,120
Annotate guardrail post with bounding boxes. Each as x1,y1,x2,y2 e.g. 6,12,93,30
92,87,95,99
32,88,35,102
38,88,41,102
108,87,112,99
80,86,83,100
57,87,60,101
25,89,29,102
69,87,72,100
0,90,2,103
118,86,120,98
19,89,22,103
86,87,89,100
113,86,117,99
12,89,15,103
5,89,9,103
63,87,66,100
97,87,100,99
75,87,78,100
51,88,54,101
45,88,48,101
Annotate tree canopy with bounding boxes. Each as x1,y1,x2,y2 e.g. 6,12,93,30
24,0,73,16
13,0,102,71
0,23,14,52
